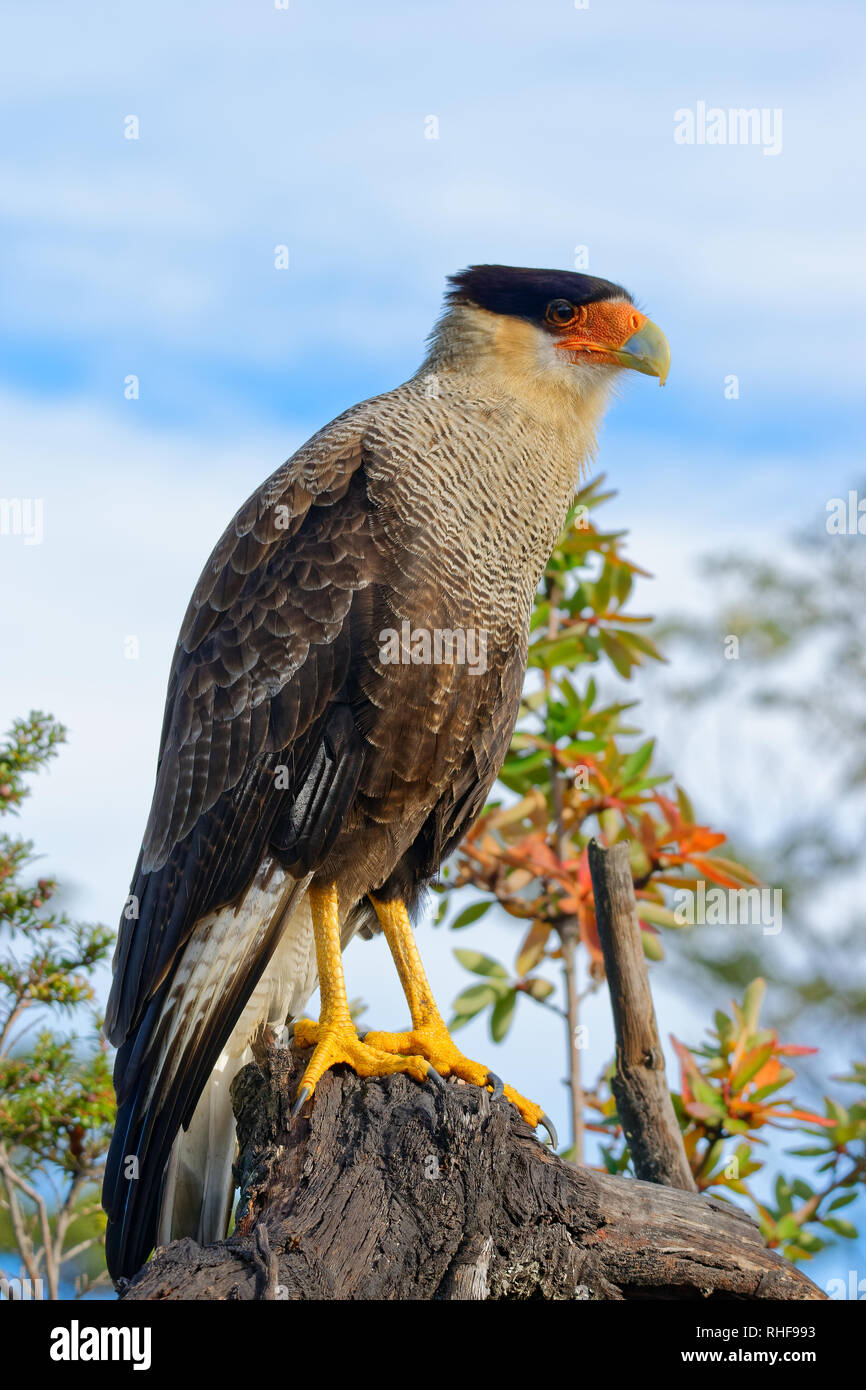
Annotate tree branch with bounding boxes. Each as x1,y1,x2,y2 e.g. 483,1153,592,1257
120,1047,822,1301
588,837,697,1192
0,1141,59,1296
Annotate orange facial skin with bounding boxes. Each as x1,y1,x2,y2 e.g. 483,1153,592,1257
552,299,647,365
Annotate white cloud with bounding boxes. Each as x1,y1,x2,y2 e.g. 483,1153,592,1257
1,0,863,403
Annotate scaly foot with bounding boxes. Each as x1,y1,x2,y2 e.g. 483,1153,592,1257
362,1018,557,1144
291,1014,431,1115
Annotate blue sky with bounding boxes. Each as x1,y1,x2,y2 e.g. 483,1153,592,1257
1,0,865,1291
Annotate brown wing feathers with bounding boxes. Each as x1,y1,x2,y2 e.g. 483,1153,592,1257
106,438,368,1042
103,433,376,1278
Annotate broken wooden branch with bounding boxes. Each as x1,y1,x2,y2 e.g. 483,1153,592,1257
588,836,697,1192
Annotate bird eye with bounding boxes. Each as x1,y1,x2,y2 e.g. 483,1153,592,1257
545,299,577,326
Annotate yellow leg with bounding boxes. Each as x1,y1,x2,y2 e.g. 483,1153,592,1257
291,884,430,1112
364,896,555,1142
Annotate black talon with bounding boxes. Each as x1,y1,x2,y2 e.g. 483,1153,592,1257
291,1084,311,1118
538,1113,558,1148
426,1065,447,1089
487,1071,504,1101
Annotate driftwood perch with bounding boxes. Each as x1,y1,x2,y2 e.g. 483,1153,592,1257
121,1047,823,1301
588,837,697,1192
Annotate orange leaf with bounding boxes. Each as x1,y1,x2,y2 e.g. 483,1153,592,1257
689,855,746,890
516,919,551,976
578,905,603,961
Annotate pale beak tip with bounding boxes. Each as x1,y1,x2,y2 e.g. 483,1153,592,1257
617,318,670,386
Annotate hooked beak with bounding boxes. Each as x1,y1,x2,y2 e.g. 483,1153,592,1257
608,319,670,385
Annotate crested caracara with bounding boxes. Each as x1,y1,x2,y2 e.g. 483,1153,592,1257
103,264,669,1281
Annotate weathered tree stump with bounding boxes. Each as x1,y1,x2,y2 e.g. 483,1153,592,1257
121,1047,824,1301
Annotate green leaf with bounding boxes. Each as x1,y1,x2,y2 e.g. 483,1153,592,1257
722,1117,752,1136
827,1192,858,1212
621,739,655,784
598,629,634,679
676,785,696,825
821,1217,858,1239
490,990,517,1042
618,629,665,662
524,977,555,1002
453,948,508,979
636,902,682,929
640,929,665,961
450,982,500,1019
592,567,612,615
611,564,633,607
449,902,493,931
741,979,766,1032
691,1076,726,1112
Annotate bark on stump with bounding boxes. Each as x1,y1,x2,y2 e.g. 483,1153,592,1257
121,1047,824,1301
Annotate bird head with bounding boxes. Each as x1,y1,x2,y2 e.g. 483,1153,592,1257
434,264,669,400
